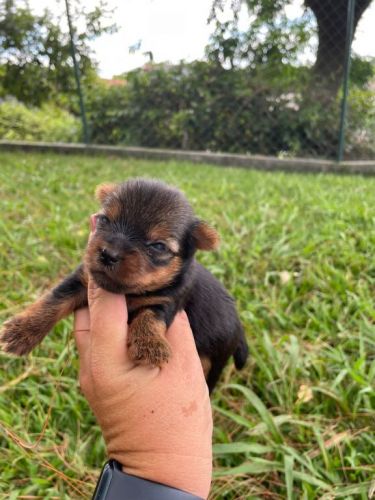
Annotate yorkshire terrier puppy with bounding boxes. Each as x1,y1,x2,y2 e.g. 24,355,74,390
1,179,248,392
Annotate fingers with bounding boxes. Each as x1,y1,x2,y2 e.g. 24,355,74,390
87,275,131,370
73,307,90,359
165,312,207,395
166,311,201,363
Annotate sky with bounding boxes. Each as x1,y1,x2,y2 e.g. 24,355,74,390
28,0,375,79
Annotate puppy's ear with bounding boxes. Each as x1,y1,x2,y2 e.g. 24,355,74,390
192,220,220,251
95,183,117,204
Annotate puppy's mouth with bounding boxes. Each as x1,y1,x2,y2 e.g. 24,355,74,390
86,244,147,294
90,268,129,294
89,249,127,293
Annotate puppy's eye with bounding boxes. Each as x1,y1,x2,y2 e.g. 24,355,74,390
148,241,168,252
96,214,110,225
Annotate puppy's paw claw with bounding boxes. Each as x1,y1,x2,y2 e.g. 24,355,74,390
1,316,37,356
128,335,171,367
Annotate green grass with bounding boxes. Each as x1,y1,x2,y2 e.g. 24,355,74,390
0,151,374,499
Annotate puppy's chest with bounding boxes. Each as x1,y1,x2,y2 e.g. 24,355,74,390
126,294,173,314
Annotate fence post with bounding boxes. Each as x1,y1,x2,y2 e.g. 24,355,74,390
337,0,356,162
65,0,90,144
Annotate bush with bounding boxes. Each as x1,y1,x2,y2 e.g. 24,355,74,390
345,86,375,159
0,99,80,142
86,61,375,159
86,83,129,145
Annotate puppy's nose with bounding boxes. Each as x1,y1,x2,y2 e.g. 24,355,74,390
100,247,121,266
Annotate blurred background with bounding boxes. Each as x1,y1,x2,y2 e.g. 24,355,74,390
0,0,374,160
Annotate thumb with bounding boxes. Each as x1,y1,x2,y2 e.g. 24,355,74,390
87,274,131,370
166,311,202,371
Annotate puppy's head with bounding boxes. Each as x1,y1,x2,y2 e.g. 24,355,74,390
85,179,219,294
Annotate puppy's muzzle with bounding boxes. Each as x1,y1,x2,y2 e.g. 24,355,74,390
99,247,121,266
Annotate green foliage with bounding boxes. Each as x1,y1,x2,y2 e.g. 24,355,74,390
86,81,129,144
0,100,80,142
343,86,375,159
0,152,374,498
208,0,374,103
1,0,373,161
208,0,314,69
350,56,375,87
0,0,116,107
86,61,375,159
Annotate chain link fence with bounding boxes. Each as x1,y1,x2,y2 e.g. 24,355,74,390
82,0,375,161
1,0,374,161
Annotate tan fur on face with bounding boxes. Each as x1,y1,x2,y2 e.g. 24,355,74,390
129,257,182,293
166,238,179,253
115,252,149,289
103,199,122,220
148,226,180,253
148,226,171,241
85,234,181,294
95,183,117,204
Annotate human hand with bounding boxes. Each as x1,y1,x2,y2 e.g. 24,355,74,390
73,277,213,499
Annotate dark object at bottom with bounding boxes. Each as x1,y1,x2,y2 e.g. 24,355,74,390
93,460,204,500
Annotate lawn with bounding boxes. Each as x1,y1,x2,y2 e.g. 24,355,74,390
0,151,374,500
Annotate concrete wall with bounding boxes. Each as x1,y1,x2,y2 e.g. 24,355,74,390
1,140,375,176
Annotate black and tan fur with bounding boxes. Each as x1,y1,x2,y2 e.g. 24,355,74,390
1,179,248,392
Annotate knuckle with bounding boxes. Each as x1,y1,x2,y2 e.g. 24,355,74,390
89,358,110,390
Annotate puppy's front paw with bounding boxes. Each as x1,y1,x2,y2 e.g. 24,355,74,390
127,308,171,366
1,315,37,356
128,334,171,366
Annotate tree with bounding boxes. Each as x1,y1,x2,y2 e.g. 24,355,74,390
306,0,372,95
0,0,116,106
208,0,373,99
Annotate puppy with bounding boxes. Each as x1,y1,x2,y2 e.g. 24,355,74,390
1,179,248,392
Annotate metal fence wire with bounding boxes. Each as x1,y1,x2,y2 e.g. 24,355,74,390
70,0,375,160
